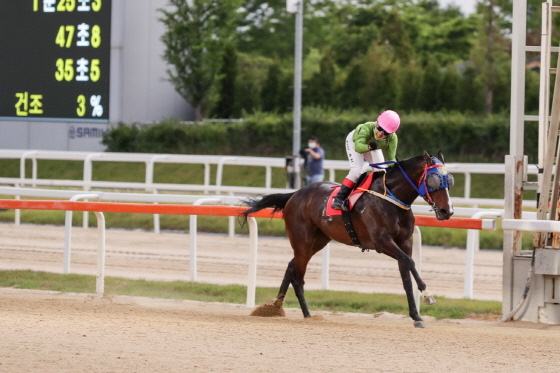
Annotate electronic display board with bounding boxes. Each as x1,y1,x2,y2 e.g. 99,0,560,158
0,0,111,122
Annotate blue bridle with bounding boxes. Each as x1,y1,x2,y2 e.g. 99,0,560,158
370,157,454,206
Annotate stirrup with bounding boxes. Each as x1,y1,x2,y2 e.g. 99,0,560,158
331,199,344,210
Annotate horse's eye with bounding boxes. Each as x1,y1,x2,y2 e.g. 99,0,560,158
447,174,455,188
426,173,441,191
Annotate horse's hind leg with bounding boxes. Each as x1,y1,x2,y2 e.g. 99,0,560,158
272,257,312,317
276,231,331,318
291,253,313,318
275,259,296,302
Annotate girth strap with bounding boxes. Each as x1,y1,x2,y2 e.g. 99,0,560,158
341,206,362,248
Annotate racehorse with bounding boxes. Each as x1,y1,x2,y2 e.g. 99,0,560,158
240,151,454,328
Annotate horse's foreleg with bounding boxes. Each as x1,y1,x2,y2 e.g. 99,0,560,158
408,264,436,305
408,265,426,292
397,242,435,305
398,260,425,328
381,240,432,327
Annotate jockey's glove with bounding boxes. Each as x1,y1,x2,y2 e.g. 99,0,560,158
368,141,378,151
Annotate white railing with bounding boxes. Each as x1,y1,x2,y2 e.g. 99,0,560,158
0,149,540,208
0,149,520,299
1,186,500,300
0,197,496,311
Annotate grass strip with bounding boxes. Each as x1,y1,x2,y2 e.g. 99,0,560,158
0,270,502,320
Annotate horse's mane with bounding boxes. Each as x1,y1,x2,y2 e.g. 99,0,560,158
387,154,426,176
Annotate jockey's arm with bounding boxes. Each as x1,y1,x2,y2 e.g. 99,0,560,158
352,122,376,153
385,132,398,162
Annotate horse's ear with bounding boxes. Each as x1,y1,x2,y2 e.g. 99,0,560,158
423,151,432,164
437,150,445,163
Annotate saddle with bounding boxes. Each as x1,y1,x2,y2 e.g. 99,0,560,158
325,172,376,217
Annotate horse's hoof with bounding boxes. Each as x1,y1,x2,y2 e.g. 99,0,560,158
423,295,436,305
414,321,426,328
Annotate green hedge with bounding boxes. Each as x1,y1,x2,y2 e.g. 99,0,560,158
103,109,538,163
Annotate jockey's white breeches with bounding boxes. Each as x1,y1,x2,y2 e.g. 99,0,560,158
344,130,386,183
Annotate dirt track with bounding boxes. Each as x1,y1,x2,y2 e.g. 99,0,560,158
2,224,560,372
2,288,560,373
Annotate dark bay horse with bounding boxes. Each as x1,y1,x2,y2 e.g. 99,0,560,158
240,151,454,328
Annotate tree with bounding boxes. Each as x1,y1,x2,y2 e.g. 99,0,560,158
457,63,483,113
323,4,385,67
339,63,366,109
483,0,496,114
305,53,336,107
261,63,283,112
399,62,423,111
419,58,442,111
360,44,401,111
379,11,414,63
235,52,274,114
236,0,295,58
438,63,460,111
470,0,511,114
401,3,476,64
159,0,242,121
214,43,239,118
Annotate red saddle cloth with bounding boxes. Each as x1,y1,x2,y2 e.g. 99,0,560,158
325,172,376,217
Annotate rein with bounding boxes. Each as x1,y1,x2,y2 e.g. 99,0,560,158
369,158,448,207
357,173,410,210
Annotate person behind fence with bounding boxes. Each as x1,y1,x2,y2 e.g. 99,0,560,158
331,110,400,210
301,136,325,185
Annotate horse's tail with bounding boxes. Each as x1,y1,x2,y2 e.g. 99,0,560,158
239,192,295,227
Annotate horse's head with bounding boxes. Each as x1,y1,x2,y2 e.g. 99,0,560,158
418,151,454,220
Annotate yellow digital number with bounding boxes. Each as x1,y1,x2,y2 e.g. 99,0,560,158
55,59,74,81
92,0,102,12
55,25,75,48
77,95,86,117
57,0,76,12
64,59,74,81
55,27,65,47
91,25,101,48
55,59,65,81
33,0,39,11
90,59,100,82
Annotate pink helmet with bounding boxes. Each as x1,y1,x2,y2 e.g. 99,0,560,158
377,110,400,134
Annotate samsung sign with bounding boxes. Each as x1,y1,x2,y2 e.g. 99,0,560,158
68,125,108,139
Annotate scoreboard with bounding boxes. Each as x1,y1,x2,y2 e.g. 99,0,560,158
0,0,112,122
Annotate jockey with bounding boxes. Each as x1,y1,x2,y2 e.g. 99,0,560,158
331,110,400,210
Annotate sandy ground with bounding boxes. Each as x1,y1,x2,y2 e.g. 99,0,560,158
3,224,560,372
2,288,560,373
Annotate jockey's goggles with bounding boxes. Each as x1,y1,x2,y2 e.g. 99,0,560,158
376,125,389,137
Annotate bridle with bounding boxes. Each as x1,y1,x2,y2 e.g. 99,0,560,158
370,157,454,208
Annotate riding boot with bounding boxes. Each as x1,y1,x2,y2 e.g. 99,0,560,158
331,179,354,210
